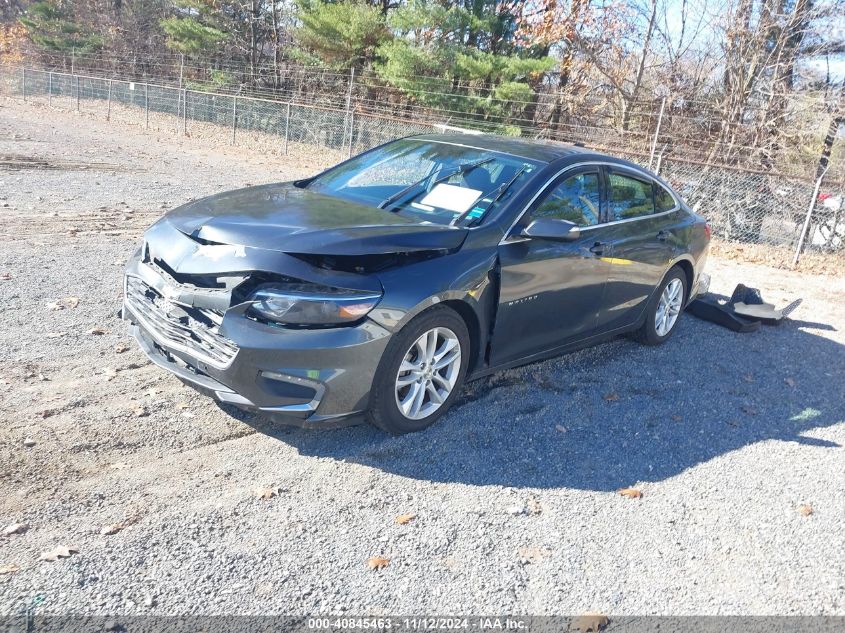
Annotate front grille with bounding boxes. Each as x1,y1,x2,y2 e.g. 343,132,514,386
126,276,238,368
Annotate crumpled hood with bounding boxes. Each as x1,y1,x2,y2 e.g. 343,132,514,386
162,182,468,256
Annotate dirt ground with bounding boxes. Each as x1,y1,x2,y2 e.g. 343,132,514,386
1,99,844,617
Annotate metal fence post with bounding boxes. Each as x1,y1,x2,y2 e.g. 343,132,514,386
649,97,666,170
348,109,355,158
792,166,829,267
231,95,238,145
107,78,112,121
344,67,354,152
284,102,290,155
48,71,52,107
145,83,149,129
183,88,188,135
21,68,25,102
76,75,80,111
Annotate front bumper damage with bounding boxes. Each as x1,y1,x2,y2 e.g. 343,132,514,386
121,227,393,428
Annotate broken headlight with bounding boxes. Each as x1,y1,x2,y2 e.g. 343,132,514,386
247,285,382,326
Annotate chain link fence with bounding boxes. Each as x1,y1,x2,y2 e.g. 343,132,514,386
3,65,843,265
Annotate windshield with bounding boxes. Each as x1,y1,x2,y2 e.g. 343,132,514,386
304,139,543,226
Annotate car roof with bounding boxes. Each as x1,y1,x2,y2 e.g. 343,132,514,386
409,133,594,163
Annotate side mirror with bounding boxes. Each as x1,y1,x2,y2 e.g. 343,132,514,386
520,218,581,242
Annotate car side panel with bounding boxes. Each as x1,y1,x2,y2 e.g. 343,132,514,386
594,212,682,332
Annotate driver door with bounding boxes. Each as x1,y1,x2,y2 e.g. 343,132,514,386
490,167,612,365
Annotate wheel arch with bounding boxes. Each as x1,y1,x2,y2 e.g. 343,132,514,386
669,255,696,304
439,299,482,374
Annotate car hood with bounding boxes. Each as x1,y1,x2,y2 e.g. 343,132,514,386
162,182,468,256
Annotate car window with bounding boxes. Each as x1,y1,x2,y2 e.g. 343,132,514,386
654,182,676,212
305,139,542,226
609,173,655,220
531,172,600,227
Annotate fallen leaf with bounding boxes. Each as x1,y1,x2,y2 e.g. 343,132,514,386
0,272,11,281
798,504,813,516
175,403,190,410
366,556,390,570
255,486,280,500
100,523,125,536
88,327,108,336
571,612,609,633
394,513,416,525
0,563,20,574
46,332,67,339
671,415,683,422
526,497,543,515
114,343,130,354
618,488,643,499
785,377,796,387
132,405,148,418
40,545,79,561
555,424,568,433
2,522,28,537
603,393,619,402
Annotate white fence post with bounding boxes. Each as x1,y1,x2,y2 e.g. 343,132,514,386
145,83,149,129
48,71,52,107
344,67,354,153
232,95,238,145
284,102,290,155
792,166,829,267
21,68,25,102
107,78,112,121
348,109,355,158
649,97,666,171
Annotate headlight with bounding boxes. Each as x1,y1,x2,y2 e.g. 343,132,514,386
248,284,382,326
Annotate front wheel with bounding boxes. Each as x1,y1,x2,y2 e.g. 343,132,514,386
632,266,687,346
368,306,470,434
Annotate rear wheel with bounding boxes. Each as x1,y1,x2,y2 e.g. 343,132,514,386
368,306,470,434
632,266,687,345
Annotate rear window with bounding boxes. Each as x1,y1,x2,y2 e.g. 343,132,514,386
654,183,676,212
609,173,655,220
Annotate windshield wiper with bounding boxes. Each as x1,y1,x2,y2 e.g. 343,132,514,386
377,157,494,211
451,166,526,227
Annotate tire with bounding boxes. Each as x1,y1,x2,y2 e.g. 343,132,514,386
368,306,471,434
632,266,687,346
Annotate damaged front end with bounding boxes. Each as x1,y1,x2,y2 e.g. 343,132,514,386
121,219,404,427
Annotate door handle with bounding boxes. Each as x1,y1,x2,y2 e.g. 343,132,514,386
656,230,671,241
589,241,607,255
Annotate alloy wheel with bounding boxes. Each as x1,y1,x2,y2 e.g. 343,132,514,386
655,278,684,337
394,326,462,420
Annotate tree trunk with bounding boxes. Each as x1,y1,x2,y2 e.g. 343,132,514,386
621,0,658,131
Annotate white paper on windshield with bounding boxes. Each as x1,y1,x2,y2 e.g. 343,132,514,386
419,183,482,213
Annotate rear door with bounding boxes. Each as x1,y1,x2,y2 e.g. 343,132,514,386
594,167,681,333
490,167,613,365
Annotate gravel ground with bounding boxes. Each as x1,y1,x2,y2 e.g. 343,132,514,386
1,100,844,617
